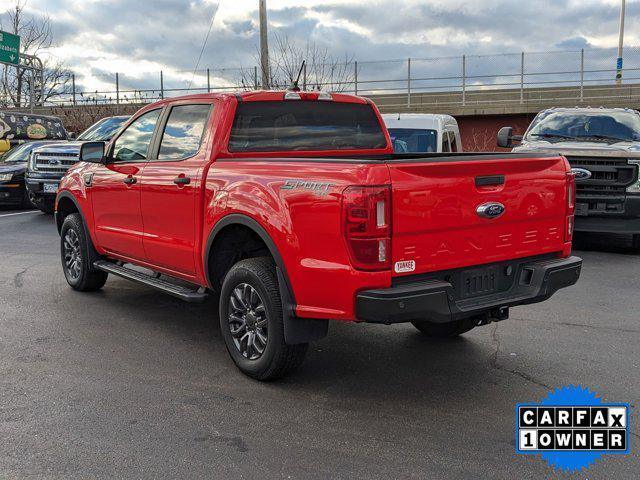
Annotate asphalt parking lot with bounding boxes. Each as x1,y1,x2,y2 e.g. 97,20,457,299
0,208,638,479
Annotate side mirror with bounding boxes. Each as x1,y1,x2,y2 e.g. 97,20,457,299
497,127,522,149
67,132,77,140
79,141,105,164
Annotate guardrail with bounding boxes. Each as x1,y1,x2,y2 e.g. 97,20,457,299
3,46,640,112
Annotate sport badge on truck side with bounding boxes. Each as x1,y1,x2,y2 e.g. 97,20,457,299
281,179,335,196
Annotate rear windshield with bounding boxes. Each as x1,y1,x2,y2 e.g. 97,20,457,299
228,101,387,152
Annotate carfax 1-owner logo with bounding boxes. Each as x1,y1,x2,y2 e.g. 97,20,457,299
516,385,632,472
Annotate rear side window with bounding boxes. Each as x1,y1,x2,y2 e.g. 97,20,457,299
228,101,387,152
158,104,212,160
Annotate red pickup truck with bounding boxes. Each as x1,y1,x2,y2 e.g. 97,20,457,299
55,91,582,380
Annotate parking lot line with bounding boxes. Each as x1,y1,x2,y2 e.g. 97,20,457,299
0,211,41,218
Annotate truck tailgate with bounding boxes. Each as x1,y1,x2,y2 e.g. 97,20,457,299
388,155,569,276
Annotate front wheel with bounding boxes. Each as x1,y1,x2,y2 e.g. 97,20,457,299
411,318,477,338
40,204,55,215
219,257,308,381
60,213,108,292
21,189,33,209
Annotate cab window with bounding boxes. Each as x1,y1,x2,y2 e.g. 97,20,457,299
158,104,212,160
111,109,161,162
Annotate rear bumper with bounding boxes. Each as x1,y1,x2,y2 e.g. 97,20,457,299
356,256,582,324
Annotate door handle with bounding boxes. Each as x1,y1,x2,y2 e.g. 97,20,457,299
173,176,191,186
475,175,505,187
123,176,137,185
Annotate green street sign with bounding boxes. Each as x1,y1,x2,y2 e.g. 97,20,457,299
0,30,20,66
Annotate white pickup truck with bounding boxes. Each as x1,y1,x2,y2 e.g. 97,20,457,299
382,113,462,153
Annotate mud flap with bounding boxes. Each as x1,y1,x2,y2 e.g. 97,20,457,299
277,267,328,345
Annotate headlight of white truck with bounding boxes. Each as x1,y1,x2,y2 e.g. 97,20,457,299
628,160,640,193
0,173,13,181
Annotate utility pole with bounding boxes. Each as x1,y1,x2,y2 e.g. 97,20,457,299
259,0,270,89
616,0,626,85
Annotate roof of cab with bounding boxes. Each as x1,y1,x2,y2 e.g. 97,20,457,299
144,90,371,107
382,113,458,130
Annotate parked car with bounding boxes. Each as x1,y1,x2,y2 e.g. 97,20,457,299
0,112,67,154
0,141,62,209
55,91,581,380
498,107,640,248
26,115,129,214
382,113,462,153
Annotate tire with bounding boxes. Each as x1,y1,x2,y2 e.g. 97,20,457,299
40,202,55,214
60,213,108,292
20,189,33,209
36,196,55,214
219,257,308,381
632,234,640,251
411,318,477,338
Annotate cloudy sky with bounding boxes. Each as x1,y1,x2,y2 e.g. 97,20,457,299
0,0,637,96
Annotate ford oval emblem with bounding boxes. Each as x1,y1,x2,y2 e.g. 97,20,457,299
48,158,61,166
477,202,505,219
571,167,592,181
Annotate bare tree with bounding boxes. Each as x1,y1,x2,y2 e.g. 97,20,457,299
0,1,72,108
240,32,355,92
466,127,496,152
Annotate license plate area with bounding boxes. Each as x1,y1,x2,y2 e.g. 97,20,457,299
43,183,58,193
391,254,557,300
460,266,499,298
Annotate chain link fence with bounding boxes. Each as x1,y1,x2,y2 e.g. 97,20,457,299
17,46,640,109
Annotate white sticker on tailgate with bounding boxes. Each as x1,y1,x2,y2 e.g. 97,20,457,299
394,260,416,274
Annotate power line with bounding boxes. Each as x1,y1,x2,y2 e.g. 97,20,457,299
188,1,221,91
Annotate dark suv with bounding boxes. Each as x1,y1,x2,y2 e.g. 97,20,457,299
0,141,62,208
26,115,129,213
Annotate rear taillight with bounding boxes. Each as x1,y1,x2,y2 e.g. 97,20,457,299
567,172,576,213
342,185,391,271
565,172,576,242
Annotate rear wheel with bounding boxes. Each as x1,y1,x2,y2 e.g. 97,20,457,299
219,257,307,381
60,213,108,292
411,318,477,338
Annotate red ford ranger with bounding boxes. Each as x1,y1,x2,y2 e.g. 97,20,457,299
55,91,582,380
